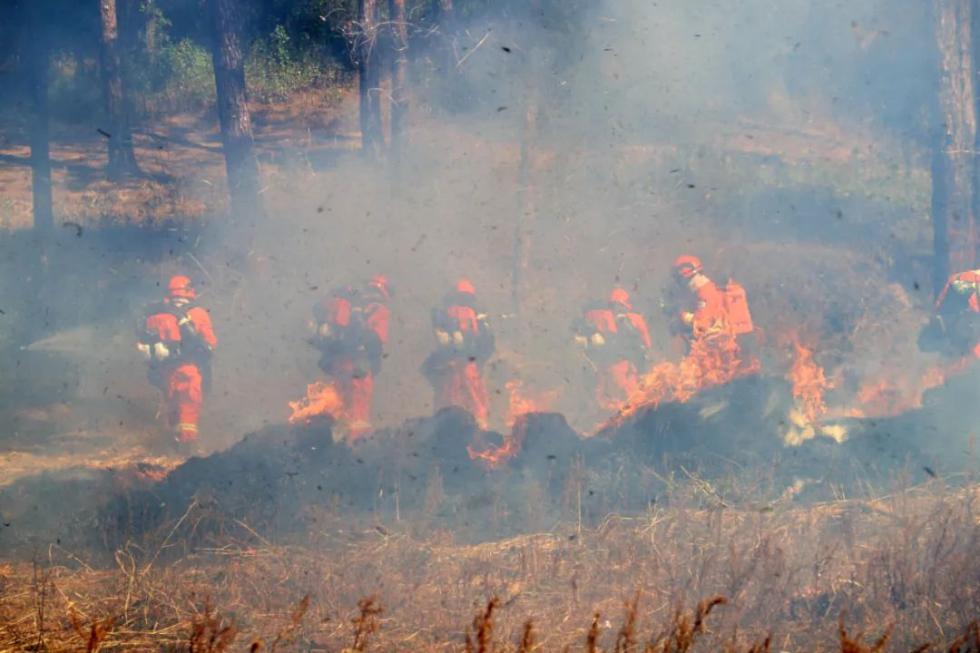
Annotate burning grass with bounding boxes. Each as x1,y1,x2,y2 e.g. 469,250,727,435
2,481,979,651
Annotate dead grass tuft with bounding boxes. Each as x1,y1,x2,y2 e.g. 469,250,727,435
351,596,382,651
188,600,238,653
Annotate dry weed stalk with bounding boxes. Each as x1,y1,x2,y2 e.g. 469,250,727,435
945,621,980,653
742,635,772,653
472,597,500,653
28,560,55,652
518,619,535,653
69,609,114,653
188,601,238,653
615,591,641,653
838,614,891,653
587,612,601,653
269,594,310,652
647,595,727,653
351,596,382,651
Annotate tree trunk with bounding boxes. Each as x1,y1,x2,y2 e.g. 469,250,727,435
358,0,384,157
209,0,262,223
99,0,140,180
388,0,409,159
933,0,978,294
28,0,53,234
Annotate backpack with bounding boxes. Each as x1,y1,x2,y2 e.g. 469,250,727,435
141,301,208,362
723,280,754,335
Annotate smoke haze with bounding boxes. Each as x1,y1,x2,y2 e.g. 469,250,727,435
0,0,966,517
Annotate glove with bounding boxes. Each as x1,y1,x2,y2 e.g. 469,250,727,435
153,342,171,361
573,335,589,348
318,323,333,338
590,333,606,347
436,330,450,346
136,343,151,360
952,279,978,294
452,331,465,346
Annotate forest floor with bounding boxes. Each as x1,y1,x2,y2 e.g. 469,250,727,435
0,88,359,228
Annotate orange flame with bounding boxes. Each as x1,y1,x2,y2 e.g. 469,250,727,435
505,380,555,427
467,380,555,469
288,381,344,424
842,357,971,419
468,414,532,470
786,337,831,424
602,333,757,430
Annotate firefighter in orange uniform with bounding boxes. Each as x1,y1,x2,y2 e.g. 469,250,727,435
137,276,216,447
671,255,755,347
422,279,494,429
925,269,980,359
575,288,652,411
310,275,391,438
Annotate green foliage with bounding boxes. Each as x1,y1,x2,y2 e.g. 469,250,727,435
246,25,328,102
149,39,216,111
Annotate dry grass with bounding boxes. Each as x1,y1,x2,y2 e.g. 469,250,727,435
1,482,979,651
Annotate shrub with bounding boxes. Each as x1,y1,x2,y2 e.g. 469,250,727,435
246,25,329,102
132,38,215,115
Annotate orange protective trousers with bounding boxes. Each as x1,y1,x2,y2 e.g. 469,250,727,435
438,359,489,428
166,363,203,442
330,357,374,426
597,359,640,412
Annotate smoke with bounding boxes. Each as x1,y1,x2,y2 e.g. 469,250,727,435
0,0,963,483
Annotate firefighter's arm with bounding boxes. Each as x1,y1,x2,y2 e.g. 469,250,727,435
188,307,217,349
365,304,390,346
621,313,653,350
634,316,653,350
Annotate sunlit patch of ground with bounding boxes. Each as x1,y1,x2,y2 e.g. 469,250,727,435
0,401,183,488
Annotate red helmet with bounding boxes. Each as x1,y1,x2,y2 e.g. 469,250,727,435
673,254,702,279
370,274,390,299
456,278,476,295
168,275,196,299
609,287,631,307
